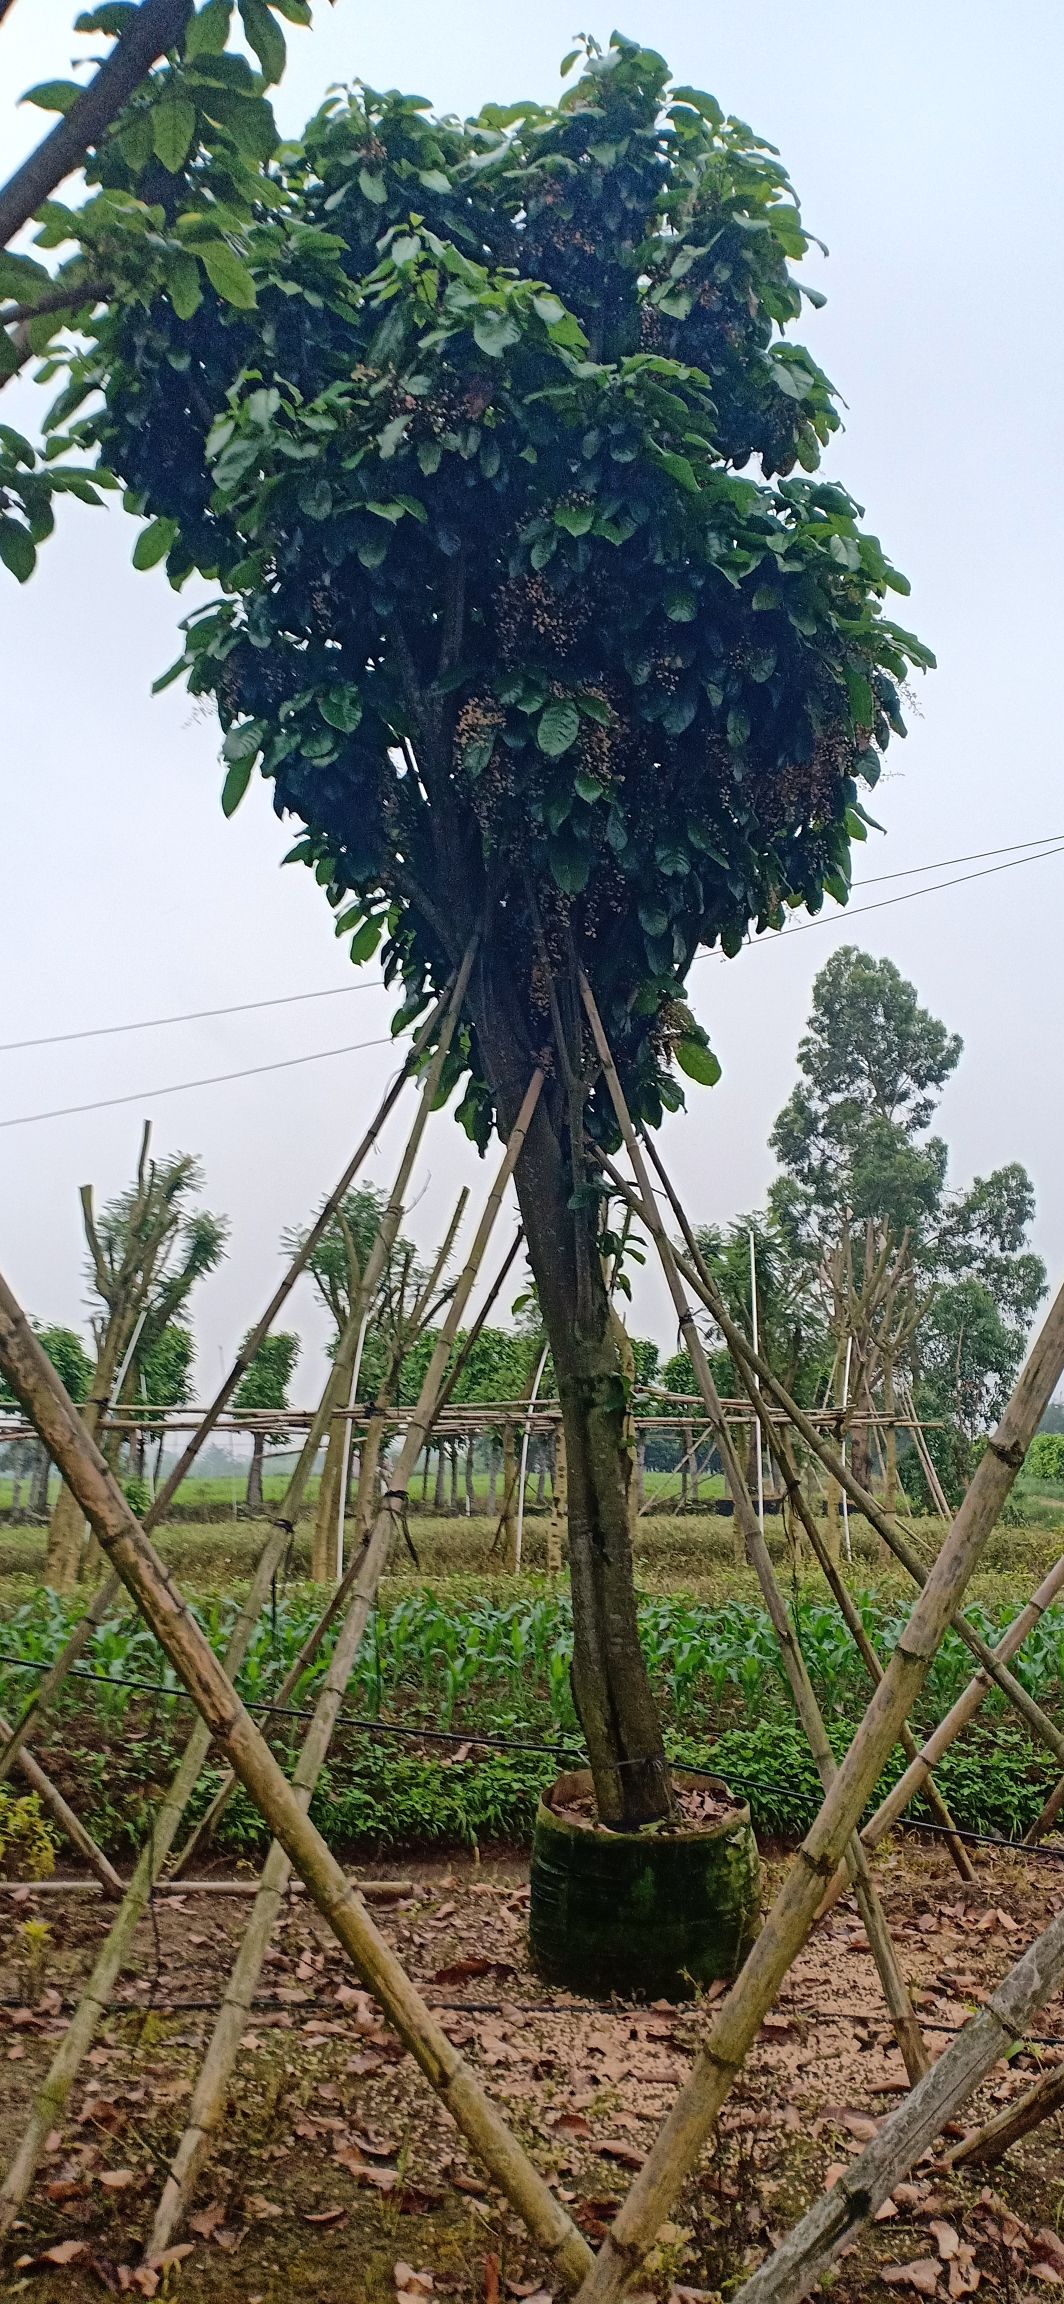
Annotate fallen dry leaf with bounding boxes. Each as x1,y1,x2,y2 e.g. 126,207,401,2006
100,2168,136,2191
41,2240,87,2267
302,2205,346,2226
484,2254,502,2304
598,2140,644,2169
882,2261,941,2297
188,2201,225,2240
394,2267,434,2298
930,2223,960,2262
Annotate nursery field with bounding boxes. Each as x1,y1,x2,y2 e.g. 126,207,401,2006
3,1509,1064,2301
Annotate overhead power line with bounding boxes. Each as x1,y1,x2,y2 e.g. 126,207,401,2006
0,1034,396,1133
4,832,1062,1060
698,837,1064,965
3,837,1062,1133
0,975,383,1056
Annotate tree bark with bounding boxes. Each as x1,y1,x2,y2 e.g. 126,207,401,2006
467,970,671,1829
487,1442,498,1517
502,1420,518,1572
547,1427,567,1576
433,1441,446,1512
465,1431,476,1513
245,1431,265,1515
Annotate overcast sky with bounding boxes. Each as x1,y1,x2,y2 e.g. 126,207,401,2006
1,2,1062,1401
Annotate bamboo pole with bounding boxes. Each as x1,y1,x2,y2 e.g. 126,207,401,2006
143,1097,543,2253
0,1515,292,2230
570,1062,1064,2304
946,2059,1064,2170
842,1546,1064,1875
730,1901,1064,2304
0,984,457,1794
0,1710,123,1896
752,1420,974,1884
0,1224,589,2290
580,976,929,2086
605,1143,1064,1781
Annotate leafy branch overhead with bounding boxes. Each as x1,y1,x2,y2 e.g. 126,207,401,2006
3,24,933,1145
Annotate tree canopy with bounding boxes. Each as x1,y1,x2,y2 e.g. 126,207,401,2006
7,29,931,1141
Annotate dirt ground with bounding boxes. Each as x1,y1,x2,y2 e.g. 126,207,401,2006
2,1840,1064,2303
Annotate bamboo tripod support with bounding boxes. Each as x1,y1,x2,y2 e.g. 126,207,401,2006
643,1157,974,1885
142,1072,545,2256
0,980,458,1807
570,991,1064,2304
602,1140,1064,1785
731,1897,1064,2304
0,1230,592,2288
0,1513,293,2229
580,976,929,2083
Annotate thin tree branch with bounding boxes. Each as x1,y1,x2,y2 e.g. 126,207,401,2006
0,0,193,250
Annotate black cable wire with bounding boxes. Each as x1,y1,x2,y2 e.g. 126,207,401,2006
2,1644,1062,1865
698,840,1064,965
0,1032,396,1132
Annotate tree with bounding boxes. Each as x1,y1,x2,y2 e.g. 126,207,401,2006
10,33,930,1824
136,1316,196,1486
770,950,1045,1506
47,1123,226,1586
232,1330,300,1510
1,1325,92,1516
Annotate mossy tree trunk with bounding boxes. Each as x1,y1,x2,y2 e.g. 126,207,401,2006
471,972,672,1830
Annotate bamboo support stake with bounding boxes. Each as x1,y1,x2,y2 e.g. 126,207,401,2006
0,1710,123,1895
0,1237,589,2289
571,1060,1064,2304
607,1143,1064,1781
0,1515,292,2230
843,1546,1064,1877
1028,1767,1064,1846
946,2060,1064,2169
0,983,460,1792
731,1902,1064,2304
143,1090,544,2253
753,1418,974,1884
580,975,929,2086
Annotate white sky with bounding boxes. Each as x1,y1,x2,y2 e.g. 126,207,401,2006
1,2,1062,1401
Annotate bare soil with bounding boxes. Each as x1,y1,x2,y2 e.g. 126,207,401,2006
3,1839,1064,2303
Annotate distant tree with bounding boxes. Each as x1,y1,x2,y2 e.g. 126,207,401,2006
136,1318,196,1487
1,1325,93,1516
233,1330,300,1511
47,1123,226,1588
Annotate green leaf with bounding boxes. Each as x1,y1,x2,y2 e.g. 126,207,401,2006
675,1034,721,1087
532,291,566,325
220,754,254,815
166,249,202,319
119,109,154,170
577,692,610,725
198,239,257,307
844,663,875,727
548,838,590,894
663,580,697,621
238,0,286,83
553,502,593,536
131,516,177,570
22,81,83,115
349,915,383,963
318,686,363,733
417,168,451,194
573,772,604,803
222,718,265,763
359,167,387,205
0,518,36,581
74,2,135,32
184,0,233,57
537,698,580,757
152,97,197,173
472,307,520,358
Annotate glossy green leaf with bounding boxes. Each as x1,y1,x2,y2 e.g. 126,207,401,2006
198,239,257,308
0,518,35,581
184,0,233,56
152,97,197,173
675,1034,721,1087
537,699,580,757
220,753,255,815
238,0,286,84
22,81,83,115
318,686,363,733
131,516,177,570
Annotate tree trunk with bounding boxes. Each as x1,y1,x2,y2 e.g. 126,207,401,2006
433,1441,446,1512
535,1449,546,1510
448,1438,459,1514
467,975,672,1829
487,1442,498,1517
884,1357,899,1510
635,1432,646,1514
681,1421,692,1513
464,1432,476,1513
245,1432,265,1515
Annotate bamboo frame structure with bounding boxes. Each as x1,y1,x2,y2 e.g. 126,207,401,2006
0,1229,592,2288
0,979,458,1812
580,974,929,2083
142,1074,544,2255
731,1895,1064,2304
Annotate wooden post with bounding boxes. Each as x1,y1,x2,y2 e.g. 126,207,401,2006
729,1900,1064,2304
0,1183,588,2291
570,990,1064,2304
946,2061,1064,2170
547,1426,567,1576
580,975,929,2085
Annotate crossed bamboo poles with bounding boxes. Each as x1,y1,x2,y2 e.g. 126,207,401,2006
2,982,1064,2301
